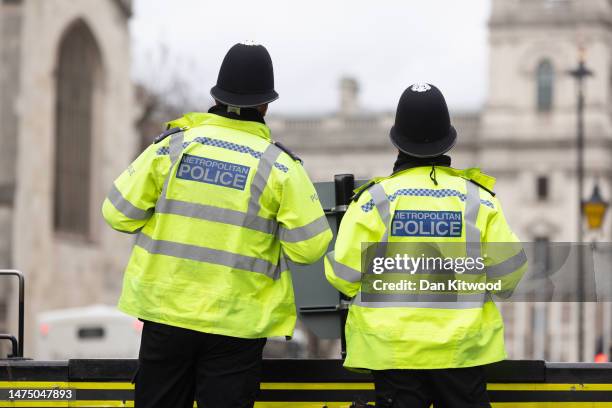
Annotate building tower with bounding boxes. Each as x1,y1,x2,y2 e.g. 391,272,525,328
339,77,360,116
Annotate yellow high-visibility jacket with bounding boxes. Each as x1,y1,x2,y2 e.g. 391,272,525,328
103,112,332,338
325,166,526,370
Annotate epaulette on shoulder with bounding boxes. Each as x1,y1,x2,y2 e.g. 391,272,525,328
351,179,377,202
468,179,496,197
154,127,182,144
459,168,496,197
274,141,302,163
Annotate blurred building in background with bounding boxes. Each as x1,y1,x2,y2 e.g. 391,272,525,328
482,0,612,362
0,0,137,355
1,0,612,361
269,0,612,361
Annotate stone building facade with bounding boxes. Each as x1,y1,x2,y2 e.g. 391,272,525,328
0,0,136,356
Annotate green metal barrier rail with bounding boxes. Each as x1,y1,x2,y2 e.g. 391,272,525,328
1,359,612,407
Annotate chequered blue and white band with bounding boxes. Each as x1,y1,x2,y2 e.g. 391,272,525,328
360,188,495,212
156,137,289,173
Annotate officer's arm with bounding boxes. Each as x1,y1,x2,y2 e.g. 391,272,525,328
102,143,165,234
483,197,528,298
277,163,332,264
325,192,382,297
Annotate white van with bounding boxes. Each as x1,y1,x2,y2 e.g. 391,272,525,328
36,305,141,360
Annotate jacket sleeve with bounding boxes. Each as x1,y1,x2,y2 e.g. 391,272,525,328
324,189,385,297
483,196,528,297
102,143,167,234
277,163,332,264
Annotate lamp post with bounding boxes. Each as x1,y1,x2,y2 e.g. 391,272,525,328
569,47,593,361
584,184,609,231
583,183,609,362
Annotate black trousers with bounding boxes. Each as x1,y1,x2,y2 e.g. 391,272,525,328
134,321,267,408
372,366,491,408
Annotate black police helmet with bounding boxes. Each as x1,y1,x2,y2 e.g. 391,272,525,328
389,83,457,158
210,42,279,108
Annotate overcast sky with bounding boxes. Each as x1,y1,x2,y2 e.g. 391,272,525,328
131,0,491,114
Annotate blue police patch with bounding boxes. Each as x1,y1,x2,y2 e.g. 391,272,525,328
391,210,462,237
176,154,250,190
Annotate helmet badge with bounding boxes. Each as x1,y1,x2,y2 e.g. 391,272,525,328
410,83,432,93
241,40,260,46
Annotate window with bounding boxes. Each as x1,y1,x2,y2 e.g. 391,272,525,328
77,327,105,340
536,176,549,201
53,21,102,236
536,60,554,112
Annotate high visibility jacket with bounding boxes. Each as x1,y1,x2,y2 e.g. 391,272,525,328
103,112,332,338
325,166,527,370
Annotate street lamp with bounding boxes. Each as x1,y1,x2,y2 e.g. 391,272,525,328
568,46,593,361
583,182,609,362
584,183,609,231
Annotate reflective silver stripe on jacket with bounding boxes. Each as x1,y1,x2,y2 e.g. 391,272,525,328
352,292,486,309
370,183,391,260
108,184,152,220
327,251,362,283
160,131,186,198
135,233,284,280
156,196,277,234
465,180,482,260
486,248,528,279
244,144,282,228
279,216,330,243
168,131,185,166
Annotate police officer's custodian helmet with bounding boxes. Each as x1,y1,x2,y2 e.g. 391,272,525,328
210,42,279,108
390,83,457,158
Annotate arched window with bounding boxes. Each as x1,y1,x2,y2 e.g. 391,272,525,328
536,59,554,112
54,21,102,236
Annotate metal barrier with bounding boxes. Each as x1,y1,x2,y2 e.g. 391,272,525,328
1,359,612,406
0,270,24,358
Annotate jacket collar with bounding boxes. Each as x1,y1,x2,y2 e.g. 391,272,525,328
207,104,266,124
165,110,271,141
392,152,451,174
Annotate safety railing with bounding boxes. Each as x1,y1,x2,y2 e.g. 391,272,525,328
0,270,24,358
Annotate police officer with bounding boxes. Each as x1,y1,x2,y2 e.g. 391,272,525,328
103,43,332,408
325,84,527,407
